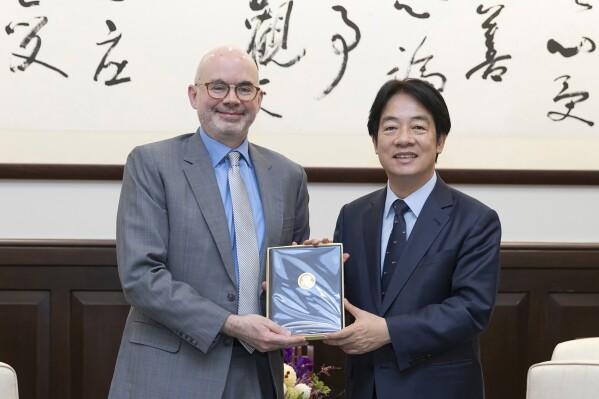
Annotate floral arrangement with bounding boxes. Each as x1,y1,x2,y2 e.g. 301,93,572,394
282,347,338,399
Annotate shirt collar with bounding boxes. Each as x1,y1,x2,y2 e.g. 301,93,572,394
384,172,437,218
199,127,253,168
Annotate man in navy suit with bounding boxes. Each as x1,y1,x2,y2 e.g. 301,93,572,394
323,79,501,399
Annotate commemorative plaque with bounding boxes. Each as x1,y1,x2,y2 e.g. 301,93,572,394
266,243,344,339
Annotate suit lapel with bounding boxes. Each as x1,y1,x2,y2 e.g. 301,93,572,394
363,189,386,314
381,178,453,314
182,133,237,285
249,144,280,282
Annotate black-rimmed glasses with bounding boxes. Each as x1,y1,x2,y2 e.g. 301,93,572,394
197,82,261,101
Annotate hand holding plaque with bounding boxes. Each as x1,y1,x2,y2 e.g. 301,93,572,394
266,243,345,339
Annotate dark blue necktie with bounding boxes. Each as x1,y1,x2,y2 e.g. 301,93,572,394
381,199,410,299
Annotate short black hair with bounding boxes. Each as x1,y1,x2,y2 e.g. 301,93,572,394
367,79,451,145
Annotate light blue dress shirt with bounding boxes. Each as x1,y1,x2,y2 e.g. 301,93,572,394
199,128,266,287
379,173,437,276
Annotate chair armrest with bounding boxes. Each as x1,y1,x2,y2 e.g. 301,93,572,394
552,337,599,360
526,360,599,399
0,362,19,399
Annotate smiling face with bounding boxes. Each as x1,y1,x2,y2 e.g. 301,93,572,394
374,92,446,198
187,46,263,148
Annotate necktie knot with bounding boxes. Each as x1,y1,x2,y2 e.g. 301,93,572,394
392,199,410,217
227,151,241,167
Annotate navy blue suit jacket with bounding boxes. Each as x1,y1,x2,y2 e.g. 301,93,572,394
334,176,501,399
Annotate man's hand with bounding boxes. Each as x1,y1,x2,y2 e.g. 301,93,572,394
323,299,391,354
221,314,307,352
303,237,332,246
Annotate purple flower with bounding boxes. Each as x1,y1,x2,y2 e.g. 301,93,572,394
294,354,314,380
283,347,294,364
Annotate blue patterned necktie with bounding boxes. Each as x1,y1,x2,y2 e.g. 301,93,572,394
228,151,260,352
381,199,410,299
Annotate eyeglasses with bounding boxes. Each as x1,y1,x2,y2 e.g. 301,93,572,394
197,82,261,101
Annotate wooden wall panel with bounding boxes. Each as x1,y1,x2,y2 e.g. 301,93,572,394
70,291,130,399
547,293,599,353
481,293,530,399
0,290,50,399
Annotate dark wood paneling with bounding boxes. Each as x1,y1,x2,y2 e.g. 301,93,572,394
547,293,599,354
2,240,599,399
0,240,116,266
0,164,124,181
0,291,50,399
2,163,599,185
70,291,130,399
0,243,123,399
481,293,530,399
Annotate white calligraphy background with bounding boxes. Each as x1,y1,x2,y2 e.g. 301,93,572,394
1,0,598,168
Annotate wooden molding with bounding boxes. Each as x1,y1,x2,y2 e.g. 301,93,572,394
1,164,599,185
2,240,598,268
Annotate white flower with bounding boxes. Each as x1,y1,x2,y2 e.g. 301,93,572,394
283,363,297,387
295,383,311,398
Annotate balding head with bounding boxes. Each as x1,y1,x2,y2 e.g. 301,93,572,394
195,45,259,84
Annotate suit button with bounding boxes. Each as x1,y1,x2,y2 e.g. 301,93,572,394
227,292,236,302
368,363,374,371
223,337,232,346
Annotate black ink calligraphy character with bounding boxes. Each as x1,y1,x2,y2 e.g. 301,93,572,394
466,4,511,82
246,1,304,118
318,5,361,99
94,20,131,86
249,0,269,11
257,78,282,118
246,1,305,68
6,17,68,77
388,37,447,92
393,1,430,19
547,75,594,127
18,0,40,7
547,37,596,57
575,0,592,10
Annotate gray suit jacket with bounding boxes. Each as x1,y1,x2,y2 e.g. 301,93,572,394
109,132,310,399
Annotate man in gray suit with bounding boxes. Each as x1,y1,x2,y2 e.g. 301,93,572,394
109,45,309,399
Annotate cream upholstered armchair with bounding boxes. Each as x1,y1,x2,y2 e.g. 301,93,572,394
0,362,19,399
526,337,599,399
